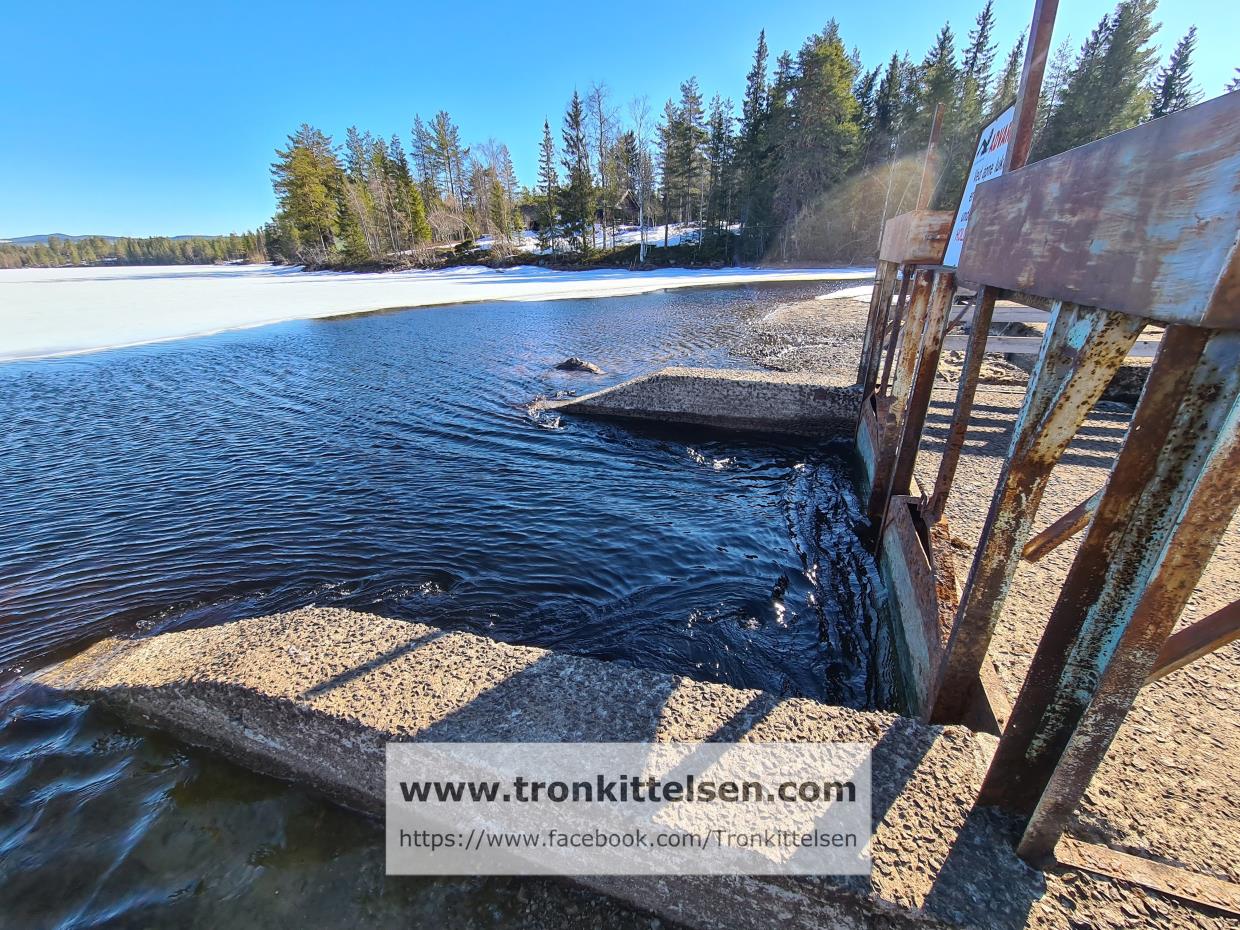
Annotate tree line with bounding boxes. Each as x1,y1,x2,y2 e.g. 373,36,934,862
7,0,1231,270
0,232,266,270
268,0,1226,269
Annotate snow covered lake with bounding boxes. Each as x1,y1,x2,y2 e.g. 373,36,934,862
0,263,872,361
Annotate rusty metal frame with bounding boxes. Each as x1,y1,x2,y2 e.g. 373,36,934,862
1014,333,1240,858
929,303,1145,723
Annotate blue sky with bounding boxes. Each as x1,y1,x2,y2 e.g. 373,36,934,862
2,0,1233,238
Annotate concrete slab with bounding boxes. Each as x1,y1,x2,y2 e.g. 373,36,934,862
34,607,1050,930
539,366,861,437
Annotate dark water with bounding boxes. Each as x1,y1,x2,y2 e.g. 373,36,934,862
0,282,890,927
1,282,886,705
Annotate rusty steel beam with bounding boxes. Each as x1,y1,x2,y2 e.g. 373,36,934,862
1016,331,1240,861
867,272,934,521
981,325,1214,813
1056,837,1240,917
1146,598,1240,684
857,260,900,391
1006,0,1059,172
929,302,1145,724
925,285,998,523
882,271,957,523
1021,488,1103,562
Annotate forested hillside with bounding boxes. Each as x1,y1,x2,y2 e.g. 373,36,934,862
0,233,267,270
6,0,1229,271
268,0,1221,270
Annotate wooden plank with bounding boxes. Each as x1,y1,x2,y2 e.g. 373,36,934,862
1056,837,1240,917
878,210,953,265
930,303,1144,724
958,92,1240,329
1147,599,1240,684
943,334,1161,357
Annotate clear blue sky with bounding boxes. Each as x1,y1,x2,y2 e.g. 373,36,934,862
1,0,1233,238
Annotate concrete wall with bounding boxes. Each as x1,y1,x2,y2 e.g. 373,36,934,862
542,367,862,437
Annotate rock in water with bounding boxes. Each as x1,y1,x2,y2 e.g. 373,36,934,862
555,356,604,374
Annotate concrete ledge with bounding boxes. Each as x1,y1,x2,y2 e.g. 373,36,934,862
33,607,1050,930
540,367,862,436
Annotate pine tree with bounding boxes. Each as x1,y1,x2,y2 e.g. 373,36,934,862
536,120,559,251
559,92,596,255
1149,26,1201,119
1228,69,1240,92
270,124,343,260
918,23,960,143
1035,39,1075,142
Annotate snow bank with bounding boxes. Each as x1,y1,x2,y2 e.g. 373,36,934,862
0,263,873,361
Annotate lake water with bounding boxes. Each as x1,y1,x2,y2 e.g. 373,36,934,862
0,281,890,926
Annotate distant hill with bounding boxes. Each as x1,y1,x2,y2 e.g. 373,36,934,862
2,233,222,245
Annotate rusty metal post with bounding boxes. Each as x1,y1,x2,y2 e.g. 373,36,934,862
980,326,1237,817
867,271,934,521
925,285,998,522
884,271,957,512
1014,332,1240,861
1147,598,1240,684
1006,0,1059,172
1021,488,1103,562
929,302,1145,723
858,260,900,391
878,271,914,397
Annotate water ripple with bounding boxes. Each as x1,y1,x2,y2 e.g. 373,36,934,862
1,283,887,706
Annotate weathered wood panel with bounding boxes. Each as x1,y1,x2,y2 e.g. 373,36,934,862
957,92,1240,329
878,210,953,265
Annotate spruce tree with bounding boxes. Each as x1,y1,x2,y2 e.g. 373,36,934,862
991,33,1025,111
1149,26,1201,119
1036,0,1159,160
536,120,559,251
737,30,770,250
773,20,860,256
559,92,596,256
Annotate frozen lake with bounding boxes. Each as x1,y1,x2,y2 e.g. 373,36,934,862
0,263,872,361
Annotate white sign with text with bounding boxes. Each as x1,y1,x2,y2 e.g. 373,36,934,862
943,104,1015,268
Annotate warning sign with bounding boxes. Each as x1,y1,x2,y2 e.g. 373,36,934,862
943,105,1015,268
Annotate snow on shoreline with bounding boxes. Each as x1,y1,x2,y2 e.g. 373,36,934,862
0,263,873,362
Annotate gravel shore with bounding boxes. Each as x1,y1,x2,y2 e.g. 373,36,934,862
743,293,1240,928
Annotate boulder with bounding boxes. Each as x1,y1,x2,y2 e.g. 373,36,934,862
555,356,604,374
